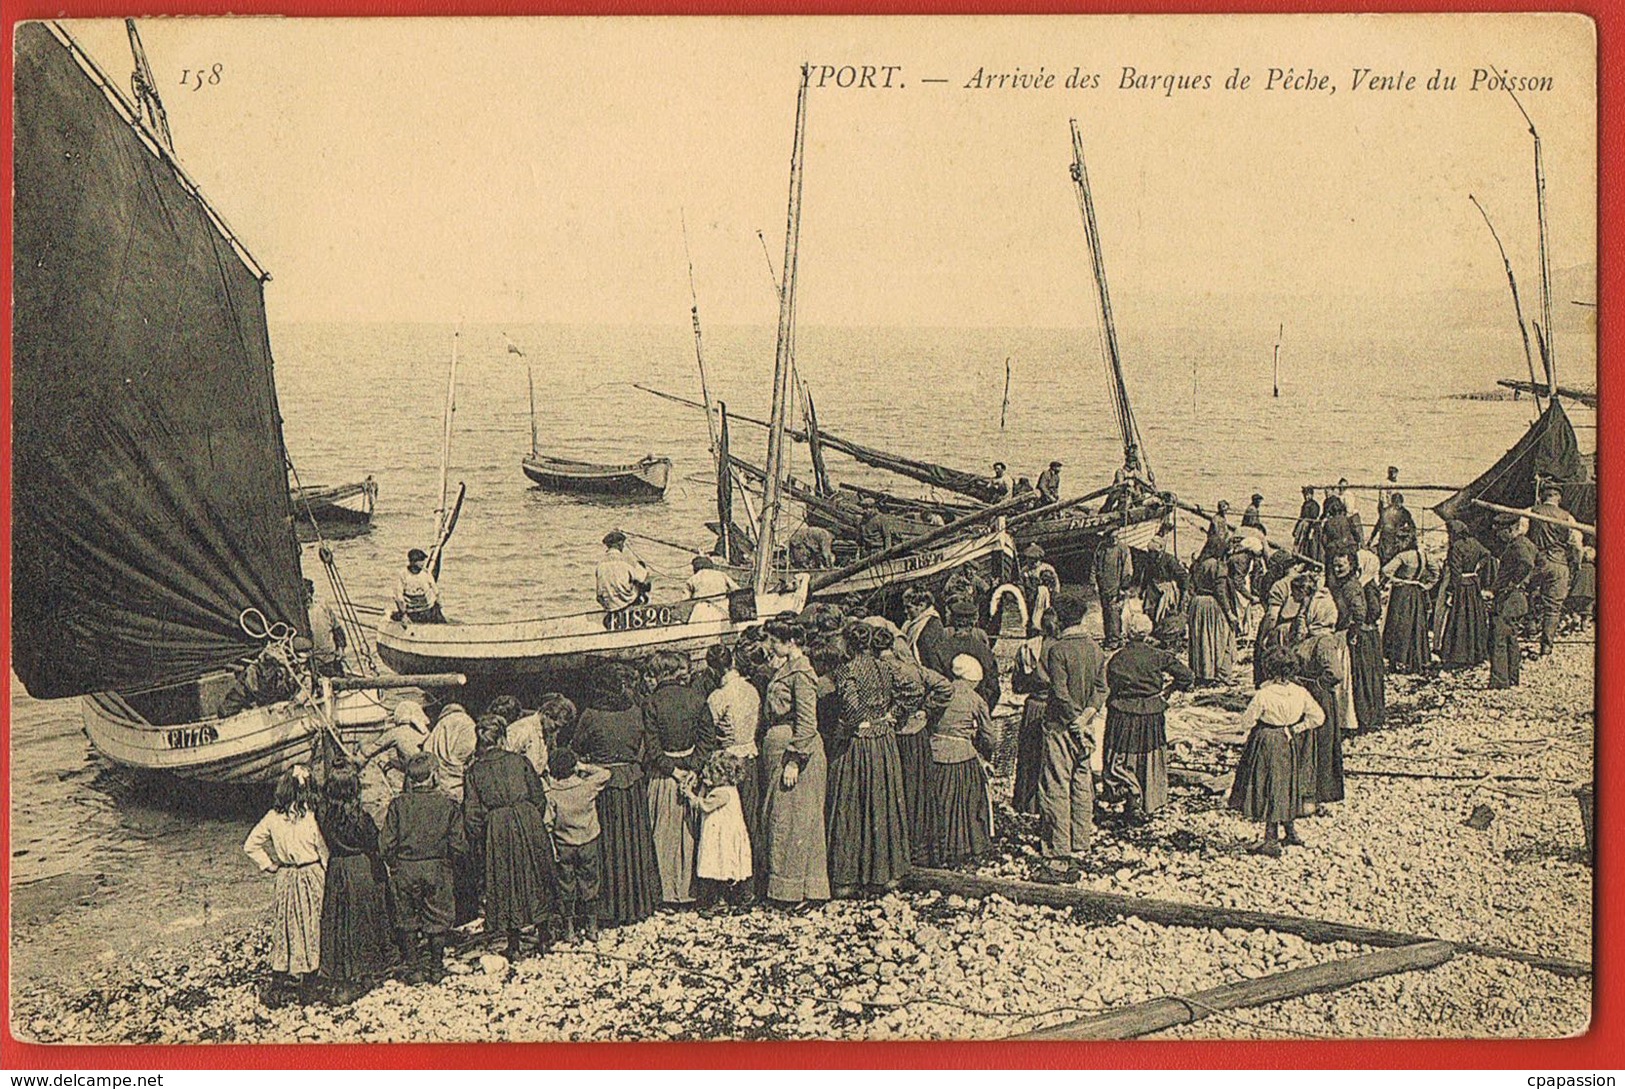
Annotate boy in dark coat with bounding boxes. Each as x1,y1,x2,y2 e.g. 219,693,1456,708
382,752,466,983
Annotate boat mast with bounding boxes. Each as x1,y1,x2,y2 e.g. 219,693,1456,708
1499,73,1557,395
1272,324,1282,398
437,328,459,539
1470,194,1545,417
755,66,810,595
124,20,173,153
681,209,721,456
1068,119,1152,486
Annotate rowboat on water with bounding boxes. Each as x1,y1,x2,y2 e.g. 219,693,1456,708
14,23,456,782
520,452,672,498
291,477,378,540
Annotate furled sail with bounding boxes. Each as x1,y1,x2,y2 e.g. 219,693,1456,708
12,23,308,699
1434,400,1594,537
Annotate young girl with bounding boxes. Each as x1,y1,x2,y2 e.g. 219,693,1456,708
1229,648,1326,857
685,750,752,907
244,765,328,1007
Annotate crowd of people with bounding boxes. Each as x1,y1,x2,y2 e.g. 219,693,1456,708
250,474,1593,1006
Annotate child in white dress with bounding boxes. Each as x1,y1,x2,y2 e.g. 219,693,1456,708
684,750,752,907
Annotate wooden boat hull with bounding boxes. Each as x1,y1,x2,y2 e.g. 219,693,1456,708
292,478,377,541
522,454,671,498
83,689,390,783
375,581,807,688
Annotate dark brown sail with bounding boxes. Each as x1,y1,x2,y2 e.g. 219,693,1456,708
1434,400,1593,538
12,23,307,699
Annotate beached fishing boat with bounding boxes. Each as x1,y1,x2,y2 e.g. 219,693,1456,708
14,23,418,781
378,67,822,690
291,477,378,540
521,453,672,497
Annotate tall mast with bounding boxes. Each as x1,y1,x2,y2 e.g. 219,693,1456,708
437,328,459,538
681,209,721,455
527,363,538,453
1470,194,1545,417
1069,119,1152,485
1272,324,1282,398
1499,73,1557,395
755,66,810,595
124,20,173,153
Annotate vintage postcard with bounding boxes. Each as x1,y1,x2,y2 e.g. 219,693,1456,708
9,13,1596,1047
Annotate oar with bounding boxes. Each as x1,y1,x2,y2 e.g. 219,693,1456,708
1471,498,1594,536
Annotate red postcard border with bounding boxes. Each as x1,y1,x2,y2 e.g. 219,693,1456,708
1,0,1615,1070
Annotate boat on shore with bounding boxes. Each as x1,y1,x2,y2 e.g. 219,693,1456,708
291,477,377,540
521,453,672,498
13,23,466,781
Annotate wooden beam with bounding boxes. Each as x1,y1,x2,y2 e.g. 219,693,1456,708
1471,498,1595,536
331,673,466,691
1013,941,1454,1040
902,869,1590,978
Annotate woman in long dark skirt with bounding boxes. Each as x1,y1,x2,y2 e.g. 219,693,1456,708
761,617,831,907
1330,553,1385,732
1381,536,1433,674
642,651,707,907
1438,520,1493,668
873,626,954,863
927,655,996,866
1008,610,1058,815
1318,494,1359,562
821,623,912,896
1229,648,1324,856
1187,556,1238,684
1102,610,1195,821
316,766,396,1003
571,663,661,927
463,716,556,956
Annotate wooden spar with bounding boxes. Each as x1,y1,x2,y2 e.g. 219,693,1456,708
1000,357,1012,431
756,67,810,595
124,20,173,153
1497,378,1596,407
680,209,721,457
1014,942,1455,1040
1069,118,1152,485
1471,194,1545,416
1272,323,1282,398
1530,101,1558,395
329,673,466,691
757,228,783,302
809,491,1039,593
1001,482,1121,530
526,362,538,455
437,328,459,539
903,869,1591,979
1314,482,1462,493
1471,498,1594,536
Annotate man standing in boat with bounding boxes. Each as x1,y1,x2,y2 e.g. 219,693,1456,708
1037,460,1064,504
596,529,652,612
991,462,1014,499
393,549,444,624
787,523,836,569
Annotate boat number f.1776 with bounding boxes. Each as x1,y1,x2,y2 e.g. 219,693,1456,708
165,724,220,750
603,601,696,633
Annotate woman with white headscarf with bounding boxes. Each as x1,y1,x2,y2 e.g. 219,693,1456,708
925,655,996,866
1102,609,1194,822
358,699,432,826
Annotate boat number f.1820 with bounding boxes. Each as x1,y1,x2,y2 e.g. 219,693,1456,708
603,601,696,633
165,724,220,750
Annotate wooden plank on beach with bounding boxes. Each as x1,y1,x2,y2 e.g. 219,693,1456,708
1012,941,1454,1040
903,869,1590,978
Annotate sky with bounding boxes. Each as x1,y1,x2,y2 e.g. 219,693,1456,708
58,15,1597,328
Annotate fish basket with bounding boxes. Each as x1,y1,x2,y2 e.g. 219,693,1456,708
1574,782,1594,861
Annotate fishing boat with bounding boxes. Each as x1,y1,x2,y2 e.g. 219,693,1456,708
291,476,378,540
377,67,823,691
520,453,672,498
13,23,457,781
510,338,672,499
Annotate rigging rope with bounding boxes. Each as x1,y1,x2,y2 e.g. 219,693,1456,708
285,451,378,675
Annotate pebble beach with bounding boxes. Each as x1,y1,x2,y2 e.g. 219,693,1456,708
10,643,1592,1044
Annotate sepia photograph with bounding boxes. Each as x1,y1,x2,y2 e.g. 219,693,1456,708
8,13,1598,1047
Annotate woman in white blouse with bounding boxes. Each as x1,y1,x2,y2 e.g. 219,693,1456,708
243,765,329,1006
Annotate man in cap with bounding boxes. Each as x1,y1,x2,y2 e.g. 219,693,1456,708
1293,486,1322,563
787,522,837,569
685,554,738,600
1525,481,1582,656
381,751,466,984
1242,493,1266,533
1368,490,1417,566
858,498,905,555
1038,587,1106,872
1488,513,1538,687
1037,460,1064,504
394,548,444,624
932,597,1001,712
1093,527,1133,649
304,579,348,677
991,461,1013,499
1199,500,1234,563
595,529,652,612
